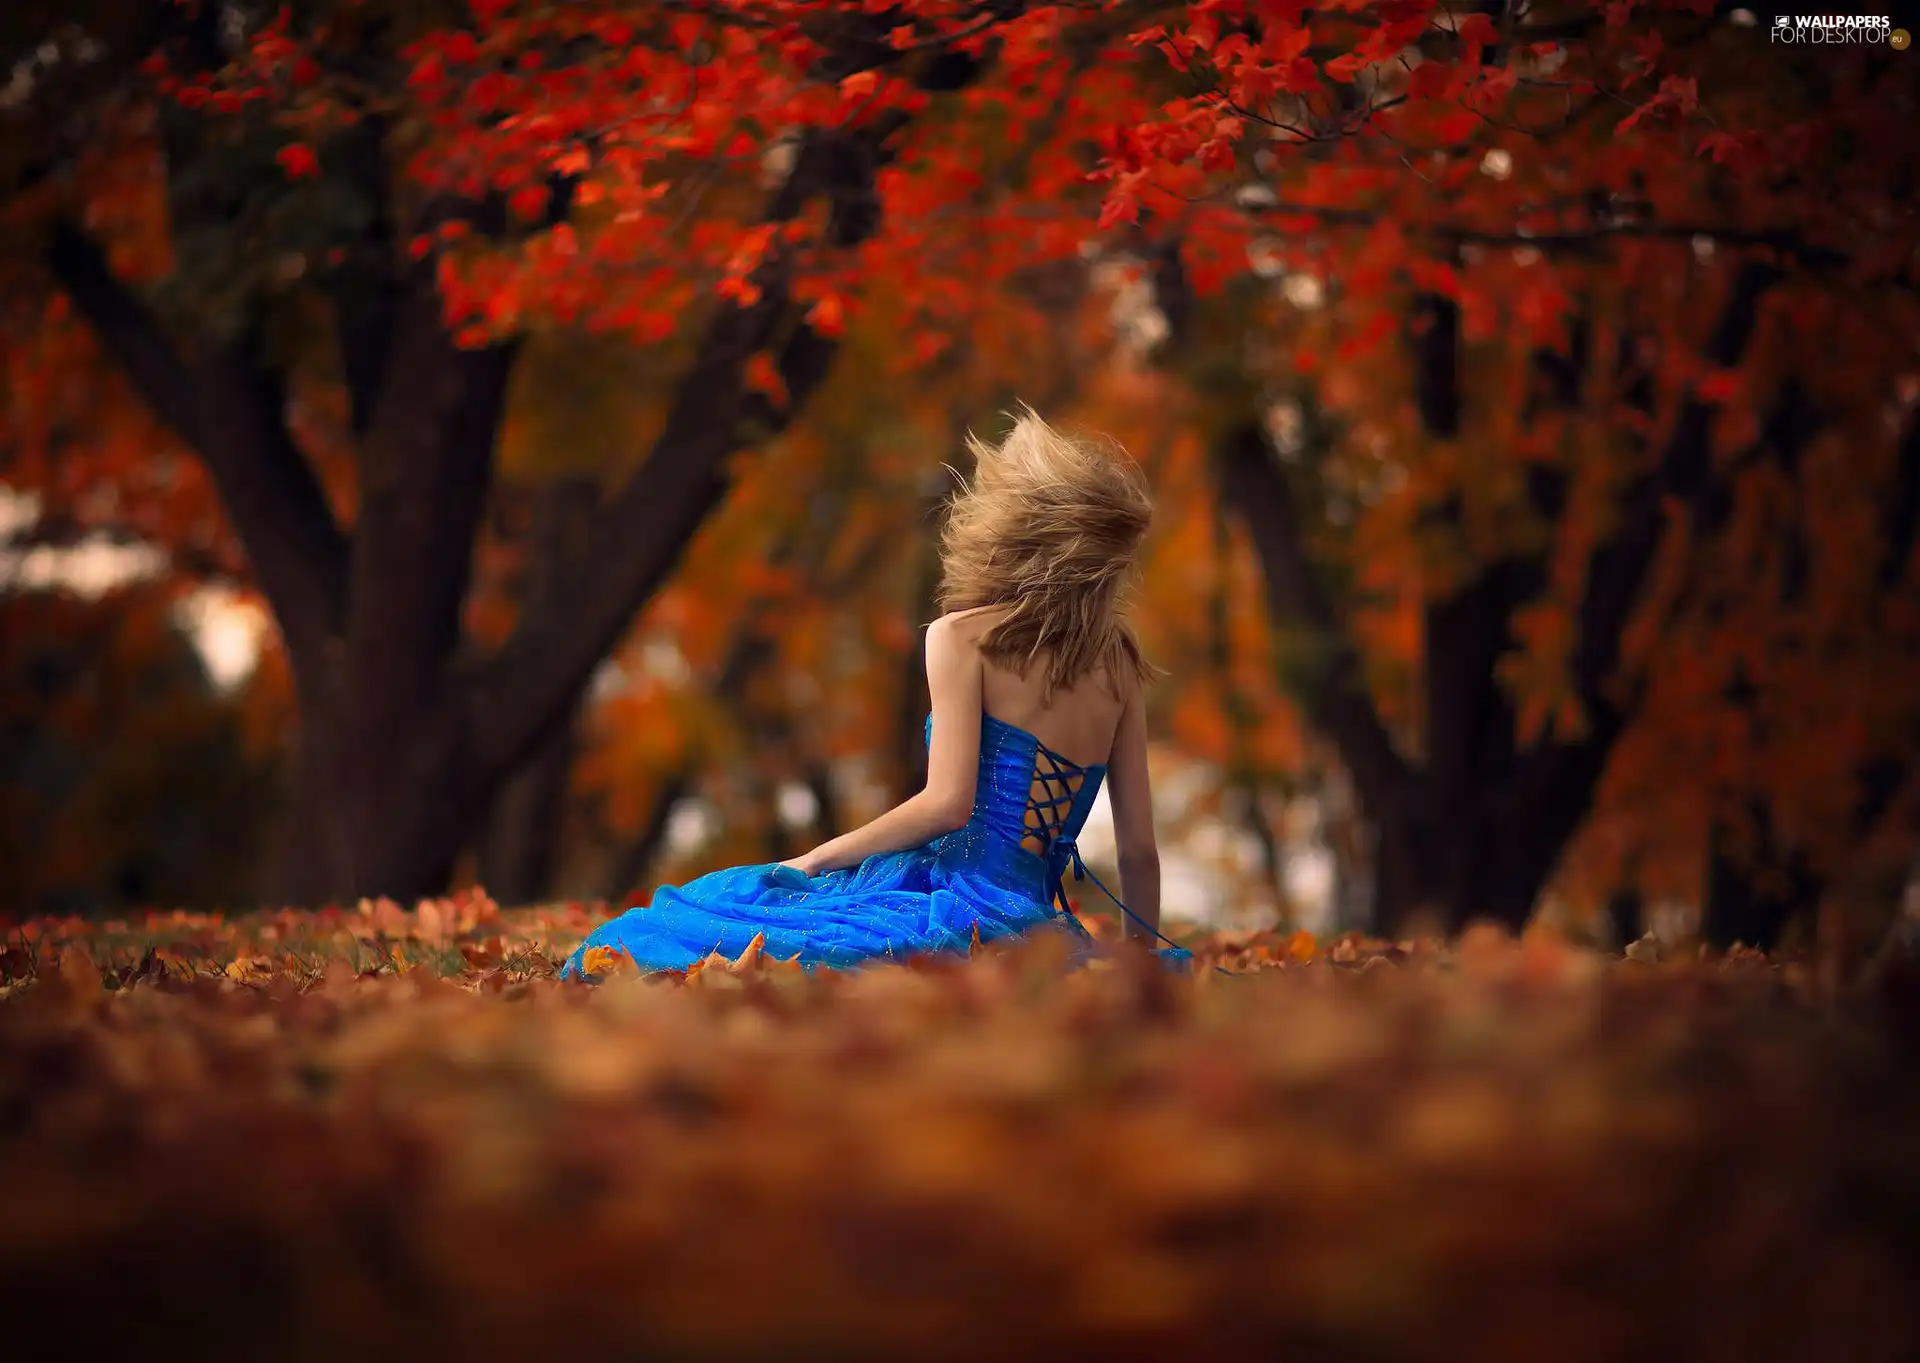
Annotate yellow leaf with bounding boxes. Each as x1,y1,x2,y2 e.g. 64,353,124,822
580,945,629,978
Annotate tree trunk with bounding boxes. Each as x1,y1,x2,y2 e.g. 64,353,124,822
271,699,348,908
1702,813,1822,952
54,239,518,907
1606,885,1644,951
1208,262,1776,943
333,281,519,902
1316,763,1373,937
274,721,473,903
476,477,599,904
46,18,993,908
476,712,577,905
1364,809,1573,939
53,126,957,907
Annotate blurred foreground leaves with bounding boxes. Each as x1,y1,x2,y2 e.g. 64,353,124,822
3,897,1918,1363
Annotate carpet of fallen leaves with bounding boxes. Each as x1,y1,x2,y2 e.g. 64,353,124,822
4,889,1919,1363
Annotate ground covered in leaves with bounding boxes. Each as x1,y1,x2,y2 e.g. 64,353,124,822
4,891,1918,1363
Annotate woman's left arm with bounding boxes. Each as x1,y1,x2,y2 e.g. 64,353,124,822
782,616,982,875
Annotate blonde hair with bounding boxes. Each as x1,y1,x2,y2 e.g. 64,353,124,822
936,404,1156,700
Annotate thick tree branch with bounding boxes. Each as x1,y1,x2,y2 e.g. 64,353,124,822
1405,284,1500,846
1217,421,1419,831
1575,260,1778,709
45,219,349,674
321,118,403,441
1247,200,1861,273
453,97,932,803
1409,319,1592,928
1147,201,1422,878
596,578,790,904
1505,259,1781,843
45,221,197,440
1845,406,1920,856
1406,289,1461,439
460,276,812,790
597,472,882,899
346,282,514,717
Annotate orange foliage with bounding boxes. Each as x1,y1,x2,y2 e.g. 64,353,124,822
1108,5,1920,923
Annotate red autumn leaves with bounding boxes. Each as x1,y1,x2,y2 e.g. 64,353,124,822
276,144,319,179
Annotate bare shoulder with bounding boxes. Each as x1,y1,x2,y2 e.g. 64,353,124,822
925,611,982,661
930,606,1001,647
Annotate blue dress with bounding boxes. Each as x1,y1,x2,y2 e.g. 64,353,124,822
559,712,1192,978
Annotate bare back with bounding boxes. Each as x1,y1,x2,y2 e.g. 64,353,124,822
943,607,1128,768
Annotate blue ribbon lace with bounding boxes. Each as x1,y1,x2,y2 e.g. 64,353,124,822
1046,834,1206,971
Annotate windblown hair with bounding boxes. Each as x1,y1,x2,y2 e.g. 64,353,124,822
936,405,1157,700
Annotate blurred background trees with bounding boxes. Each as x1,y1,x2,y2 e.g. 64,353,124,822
1,1,1914,959
0,576,282,914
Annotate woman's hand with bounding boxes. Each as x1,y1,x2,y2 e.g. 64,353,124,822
778,850,824,878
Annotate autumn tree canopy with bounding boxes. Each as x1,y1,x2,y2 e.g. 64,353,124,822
1089,1,1920,940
